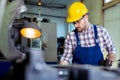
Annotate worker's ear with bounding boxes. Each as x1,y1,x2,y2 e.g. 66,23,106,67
84,14,89,19
83,15,89,22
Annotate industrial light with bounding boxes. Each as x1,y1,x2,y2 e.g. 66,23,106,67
38,0,42,6
20,22,42,39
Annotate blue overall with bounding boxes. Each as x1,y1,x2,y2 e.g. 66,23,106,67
72,25,103,65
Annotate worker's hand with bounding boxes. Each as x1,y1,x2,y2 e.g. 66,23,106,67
107,53,116,65
60,61,69,65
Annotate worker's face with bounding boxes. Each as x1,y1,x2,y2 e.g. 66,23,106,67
73,15,88,32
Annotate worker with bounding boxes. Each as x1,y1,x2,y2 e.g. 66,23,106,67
60,2,116,66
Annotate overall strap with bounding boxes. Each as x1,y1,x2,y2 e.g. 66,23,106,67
93,25,98,44
74,29,80,45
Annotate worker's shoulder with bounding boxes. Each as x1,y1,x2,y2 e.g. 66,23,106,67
96,25,107,32
68,29,76,34
66,30,76,37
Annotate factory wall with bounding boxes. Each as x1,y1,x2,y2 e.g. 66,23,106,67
104,4,120,61
83,0,103,26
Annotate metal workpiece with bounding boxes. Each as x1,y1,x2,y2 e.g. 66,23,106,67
0,0,26,60
88,68,118,80
52,64,119,80
101,67,120,80
0,0,7,26
25,48,58,80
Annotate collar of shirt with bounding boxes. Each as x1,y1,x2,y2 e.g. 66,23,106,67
80,23,93,34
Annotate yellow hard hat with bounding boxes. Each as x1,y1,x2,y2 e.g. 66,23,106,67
67,2,88,22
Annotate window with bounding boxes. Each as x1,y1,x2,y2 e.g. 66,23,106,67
104,0,112,3
103,0,120,10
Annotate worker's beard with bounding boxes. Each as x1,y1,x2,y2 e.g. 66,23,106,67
76,25,87,32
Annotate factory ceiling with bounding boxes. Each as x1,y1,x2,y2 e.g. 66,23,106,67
24,0,71,9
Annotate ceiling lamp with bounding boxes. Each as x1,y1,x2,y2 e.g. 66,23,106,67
38,0,42,6
20,22,42,39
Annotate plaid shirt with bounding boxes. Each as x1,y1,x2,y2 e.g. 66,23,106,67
60,24,116,63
